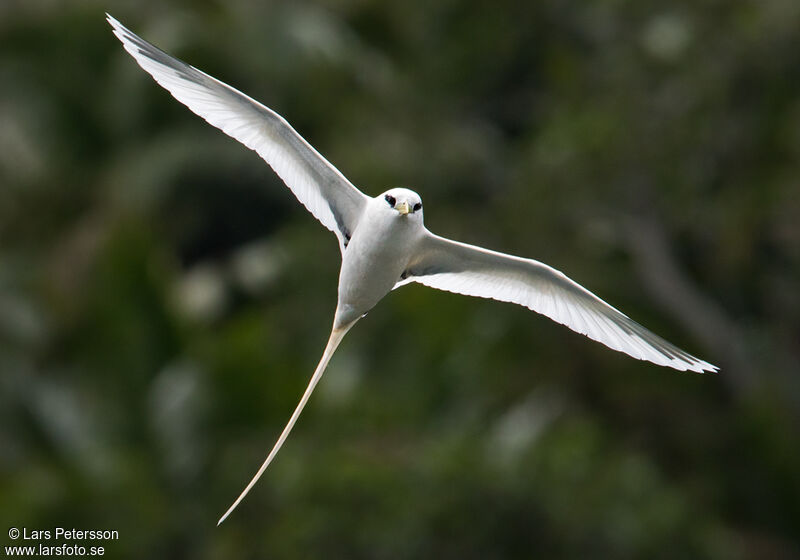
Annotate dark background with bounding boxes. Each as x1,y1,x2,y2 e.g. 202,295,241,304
1,1,799,558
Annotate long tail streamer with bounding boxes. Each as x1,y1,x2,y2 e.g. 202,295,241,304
218,323,354,525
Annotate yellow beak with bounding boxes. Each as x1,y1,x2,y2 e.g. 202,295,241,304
396,201,411,215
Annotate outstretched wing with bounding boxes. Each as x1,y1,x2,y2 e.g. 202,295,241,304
401,231,717,373
108,15,368,253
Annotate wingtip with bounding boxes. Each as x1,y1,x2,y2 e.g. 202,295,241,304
106,13,132,40
688,360,719,374
106,13,127,41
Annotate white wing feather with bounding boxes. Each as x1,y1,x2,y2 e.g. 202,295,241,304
107,15,368,253
403,232,717,373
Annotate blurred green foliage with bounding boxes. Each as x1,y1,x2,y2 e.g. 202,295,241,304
1,1,799,558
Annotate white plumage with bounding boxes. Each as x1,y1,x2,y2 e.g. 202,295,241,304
108,14,717,525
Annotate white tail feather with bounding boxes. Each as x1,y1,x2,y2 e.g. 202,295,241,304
217,323,354,525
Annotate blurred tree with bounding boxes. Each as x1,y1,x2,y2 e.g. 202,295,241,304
1,1,799,558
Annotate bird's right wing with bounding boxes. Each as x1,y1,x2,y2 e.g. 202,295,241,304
400,231,717,373
108,15,368,253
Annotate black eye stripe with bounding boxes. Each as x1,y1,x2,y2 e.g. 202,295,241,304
384,194,396,206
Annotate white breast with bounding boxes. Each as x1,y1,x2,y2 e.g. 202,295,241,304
334,200,423,326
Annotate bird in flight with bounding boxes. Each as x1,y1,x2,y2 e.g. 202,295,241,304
107,14,717,524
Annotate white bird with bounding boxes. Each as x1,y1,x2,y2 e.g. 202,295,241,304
108,14,718,524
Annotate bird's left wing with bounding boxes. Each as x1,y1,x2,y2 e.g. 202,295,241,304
108,15,368,253
400,231,717,373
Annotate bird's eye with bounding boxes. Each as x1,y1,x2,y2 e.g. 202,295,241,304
413,202,422,212
385,194,396,207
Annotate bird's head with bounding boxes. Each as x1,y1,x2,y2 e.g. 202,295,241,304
379,188,423,221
